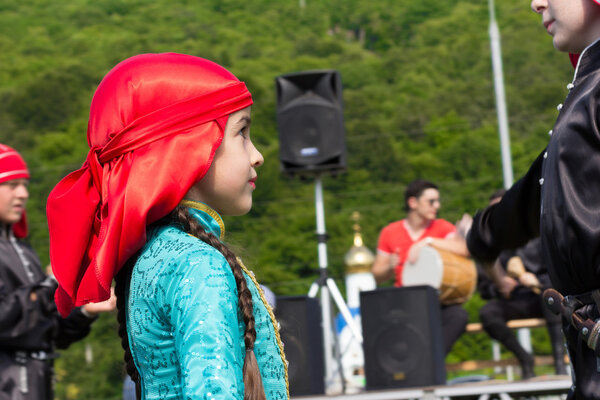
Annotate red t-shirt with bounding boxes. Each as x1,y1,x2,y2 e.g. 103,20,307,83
377,219,456,286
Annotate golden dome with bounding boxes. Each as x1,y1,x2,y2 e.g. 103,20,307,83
344,212,375,274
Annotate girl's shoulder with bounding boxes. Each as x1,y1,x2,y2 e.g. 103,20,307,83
138,225,230,277
146,223,217,250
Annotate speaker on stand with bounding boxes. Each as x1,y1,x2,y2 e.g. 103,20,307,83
275,70,346,175
360,285,446,390
275,296,325,396
275,70,361,392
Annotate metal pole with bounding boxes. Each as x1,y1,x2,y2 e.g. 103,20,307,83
488,0,514,188
308,176,364,391
490,0,537,360
490,0,535,359
314,176,335,387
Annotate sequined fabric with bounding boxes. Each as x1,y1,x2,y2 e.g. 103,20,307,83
127,203,288,399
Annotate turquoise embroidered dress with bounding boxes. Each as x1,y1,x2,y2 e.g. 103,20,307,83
126,201,288,399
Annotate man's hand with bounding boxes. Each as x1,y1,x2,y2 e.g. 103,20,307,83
388,252,399,271
518,272,542,293
456,213,473,238
498,276,518,299
407,238,430,265
507,256,542,293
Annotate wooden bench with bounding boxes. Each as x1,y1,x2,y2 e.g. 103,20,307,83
464,318,547,334
446,318,567,374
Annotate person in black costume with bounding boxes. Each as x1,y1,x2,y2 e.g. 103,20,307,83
478,238,567,379
476,191,567,379
0,144,115,400
468,1,600,397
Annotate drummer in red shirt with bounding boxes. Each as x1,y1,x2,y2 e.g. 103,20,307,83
371,179,470,355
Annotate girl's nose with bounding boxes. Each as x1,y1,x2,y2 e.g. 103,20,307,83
251,142,264,167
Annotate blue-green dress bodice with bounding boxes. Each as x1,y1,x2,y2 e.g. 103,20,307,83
126,201,288,399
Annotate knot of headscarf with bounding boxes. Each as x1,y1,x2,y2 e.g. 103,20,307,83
47,53,253,316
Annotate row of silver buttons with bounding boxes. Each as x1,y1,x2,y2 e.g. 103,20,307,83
541,81,575,186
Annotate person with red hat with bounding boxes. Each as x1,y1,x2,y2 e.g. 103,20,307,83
0,144,115,400
467,0,600,398
46,53,288,399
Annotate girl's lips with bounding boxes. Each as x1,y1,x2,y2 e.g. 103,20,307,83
544,20,554,33
249,177,257,189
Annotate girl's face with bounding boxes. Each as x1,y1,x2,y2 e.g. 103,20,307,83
186,106,264,216
531,0,600,53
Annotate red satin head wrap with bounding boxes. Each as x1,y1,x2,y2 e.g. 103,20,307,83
0,144,29,238
47,53,253,316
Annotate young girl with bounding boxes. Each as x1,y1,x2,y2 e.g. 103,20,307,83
46,53,288,399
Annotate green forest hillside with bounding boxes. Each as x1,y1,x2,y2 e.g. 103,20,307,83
0,0,573,398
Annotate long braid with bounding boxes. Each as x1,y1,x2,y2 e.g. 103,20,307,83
174,206,266,400
115,256,142,400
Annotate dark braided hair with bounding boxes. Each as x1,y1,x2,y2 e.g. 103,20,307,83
114,205,265,400
115,255,142,400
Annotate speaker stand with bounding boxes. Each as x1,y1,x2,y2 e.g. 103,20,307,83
307,175,363,392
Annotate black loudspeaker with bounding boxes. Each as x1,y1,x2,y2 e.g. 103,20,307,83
275,70,346,175
275,296,325,396
360,286,446,390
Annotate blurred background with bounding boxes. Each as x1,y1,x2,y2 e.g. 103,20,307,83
0,0,572,398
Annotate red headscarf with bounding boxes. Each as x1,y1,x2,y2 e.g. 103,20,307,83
47,53,253,316
0,144,29,238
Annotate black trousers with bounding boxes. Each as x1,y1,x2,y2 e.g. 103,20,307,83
0,353,53,400
479,291,565,371
565,304,600,400
441,304,469,355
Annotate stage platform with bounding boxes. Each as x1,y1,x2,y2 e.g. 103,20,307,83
292,375,572,400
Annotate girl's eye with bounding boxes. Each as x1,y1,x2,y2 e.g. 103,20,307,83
238,128,248,138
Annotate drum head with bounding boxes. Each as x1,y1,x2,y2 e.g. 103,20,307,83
402,246,443,289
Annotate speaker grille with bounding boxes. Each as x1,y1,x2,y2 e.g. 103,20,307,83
275,296,325,396
360,286,446,389
278,104,343,164
276,70,346,174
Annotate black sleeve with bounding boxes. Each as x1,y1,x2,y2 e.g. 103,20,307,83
466,149,545,262
514,237,553,288
54,307,97,349
515,237,544,274
0,283,41,340
476,262,497,300
498,249,516,269
0,277,57,341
